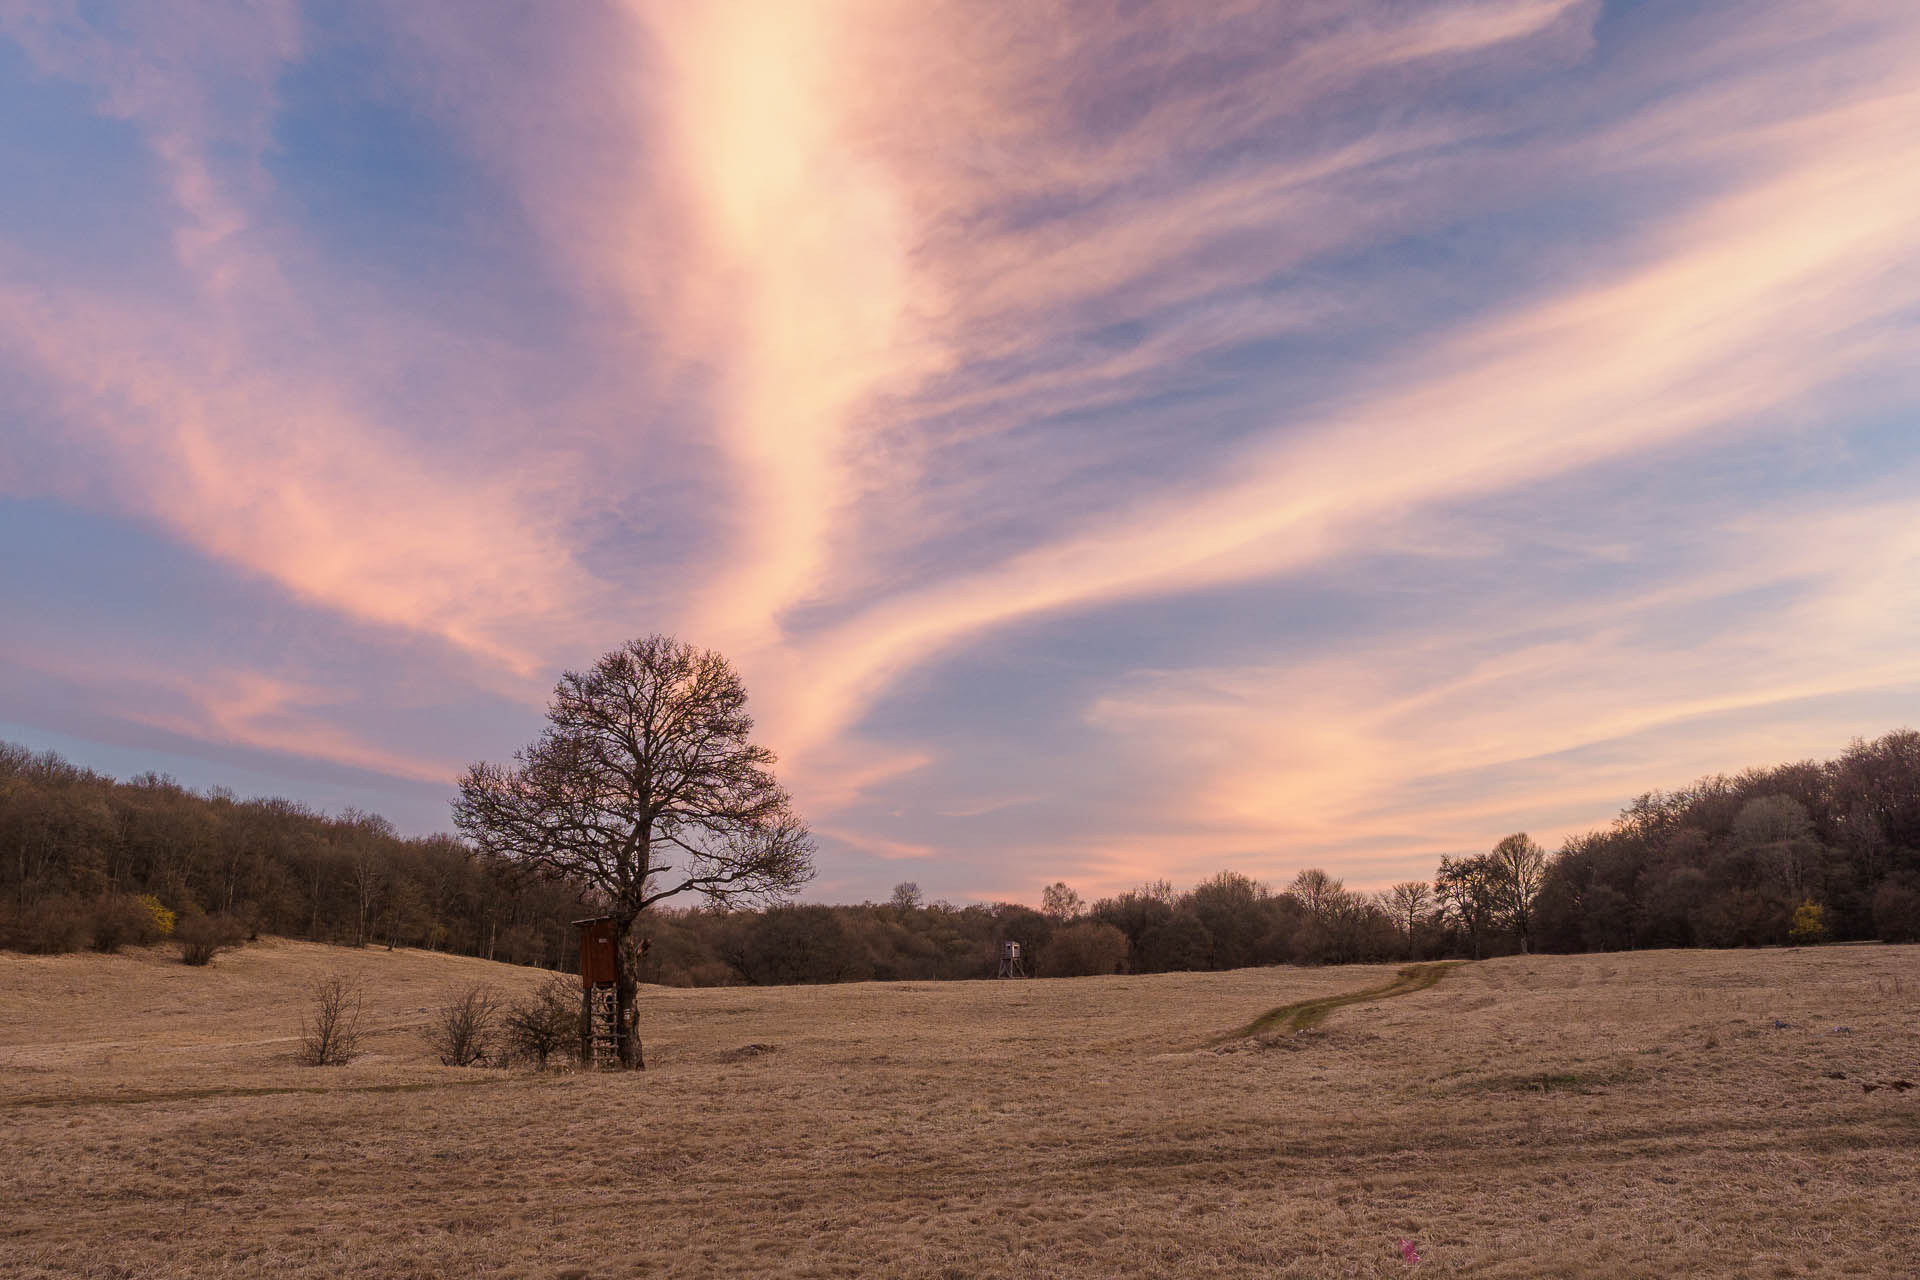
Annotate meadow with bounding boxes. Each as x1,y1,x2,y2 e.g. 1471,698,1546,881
2,940,1916,1278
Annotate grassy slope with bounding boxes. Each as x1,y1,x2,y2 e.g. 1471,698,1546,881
0,938,558,1099
4,941,1919,1278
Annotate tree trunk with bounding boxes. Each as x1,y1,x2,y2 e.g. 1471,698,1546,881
615,915,646,1070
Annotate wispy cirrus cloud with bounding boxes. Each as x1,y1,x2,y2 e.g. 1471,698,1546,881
1076,484,1920,883
767,63,1920,768
0,279,598,671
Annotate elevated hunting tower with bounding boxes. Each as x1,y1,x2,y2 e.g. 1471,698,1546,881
997,939,1027,978
573,916,619,1066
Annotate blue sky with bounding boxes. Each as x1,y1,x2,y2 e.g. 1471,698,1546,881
3,0,1918,903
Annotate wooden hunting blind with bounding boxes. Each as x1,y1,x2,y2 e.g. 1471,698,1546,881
576,916,618,989
572,916,620,1066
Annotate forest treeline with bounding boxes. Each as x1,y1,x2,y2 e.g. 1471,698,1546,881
4,731,1918,980
0,742,593,968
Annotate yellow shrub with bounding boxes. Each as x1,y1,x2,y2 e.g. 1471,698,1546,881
1788,900,1827,945
136,894,176,939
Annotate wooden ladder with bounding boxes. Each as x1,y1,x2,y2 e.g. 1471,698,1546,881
588,985,619,1067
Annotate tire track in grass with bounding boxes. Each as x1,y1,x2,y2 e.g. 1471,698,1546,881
1219,961,1462,1043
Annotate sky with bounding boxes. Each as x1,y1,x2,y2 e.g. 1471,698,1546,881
2,1,1918,905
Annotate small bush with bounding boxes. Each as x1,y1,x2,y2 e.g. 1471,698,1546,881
1788,900,1828,945
174,913,246,966
298,974,365,1067
427,985,503,1067
5,896,93,954
1037,921,1130,977
505,977,580,1069
89,894,166,953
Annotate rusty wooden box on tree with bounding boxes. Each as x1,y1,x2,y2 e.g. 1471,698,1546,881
573,916,618,989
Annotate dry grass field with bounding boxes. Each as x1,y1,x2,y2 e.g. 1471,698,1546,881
3,939,1917,1279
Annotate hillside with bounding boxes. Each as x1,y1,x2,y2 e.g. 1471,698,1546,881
5,941,1919,1277
0,939,561,1102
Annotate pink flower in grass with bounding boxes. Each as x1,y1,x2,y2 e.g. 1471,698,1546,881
1399,1239,1422,1265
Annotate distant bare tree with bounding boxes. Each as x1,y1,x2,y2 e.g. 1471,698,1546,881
298,974,364,1066
1040,881,1084,922
342,811,391,947
454,635,813,1068
1289,868,1346,921
1488,833,1547,953
1389,881,1432,959
427,984,503,1067
1732,796,1821,900
890,881,923,912
1435,854,1500,960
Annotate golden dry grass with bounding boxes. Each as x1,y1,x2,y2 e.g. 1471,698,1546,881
3,939,1918,1278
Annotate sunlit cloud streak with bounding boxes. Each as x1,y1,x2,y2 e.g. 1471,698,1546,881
1082,492,1920,878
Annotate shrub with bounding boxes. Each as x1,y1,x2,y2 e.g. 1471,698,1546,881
1872,879,1920,944
5,896,93,954
1037,921,1130,977
504,977,580,1068
427,985,503,1067
1788,900,1828,945
298,974,365,1066
174,913,246,965
135,894,176,939
89,894,168,953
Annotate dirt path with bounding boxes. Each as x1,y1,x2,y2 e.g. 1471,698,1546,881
1221,961,1460,1041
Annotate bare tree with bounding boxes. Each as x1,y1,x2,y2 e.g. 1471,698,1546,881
341,809,392,948
298,974,364,1066
1732,796,1821,901
1435,854,1499,960
1289,868,1346,921
1040,881,1084,921
1488,833,1547,953
1388,881,1432,959
890,881,923,912
428,985,503,1067
453,635,813,1068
